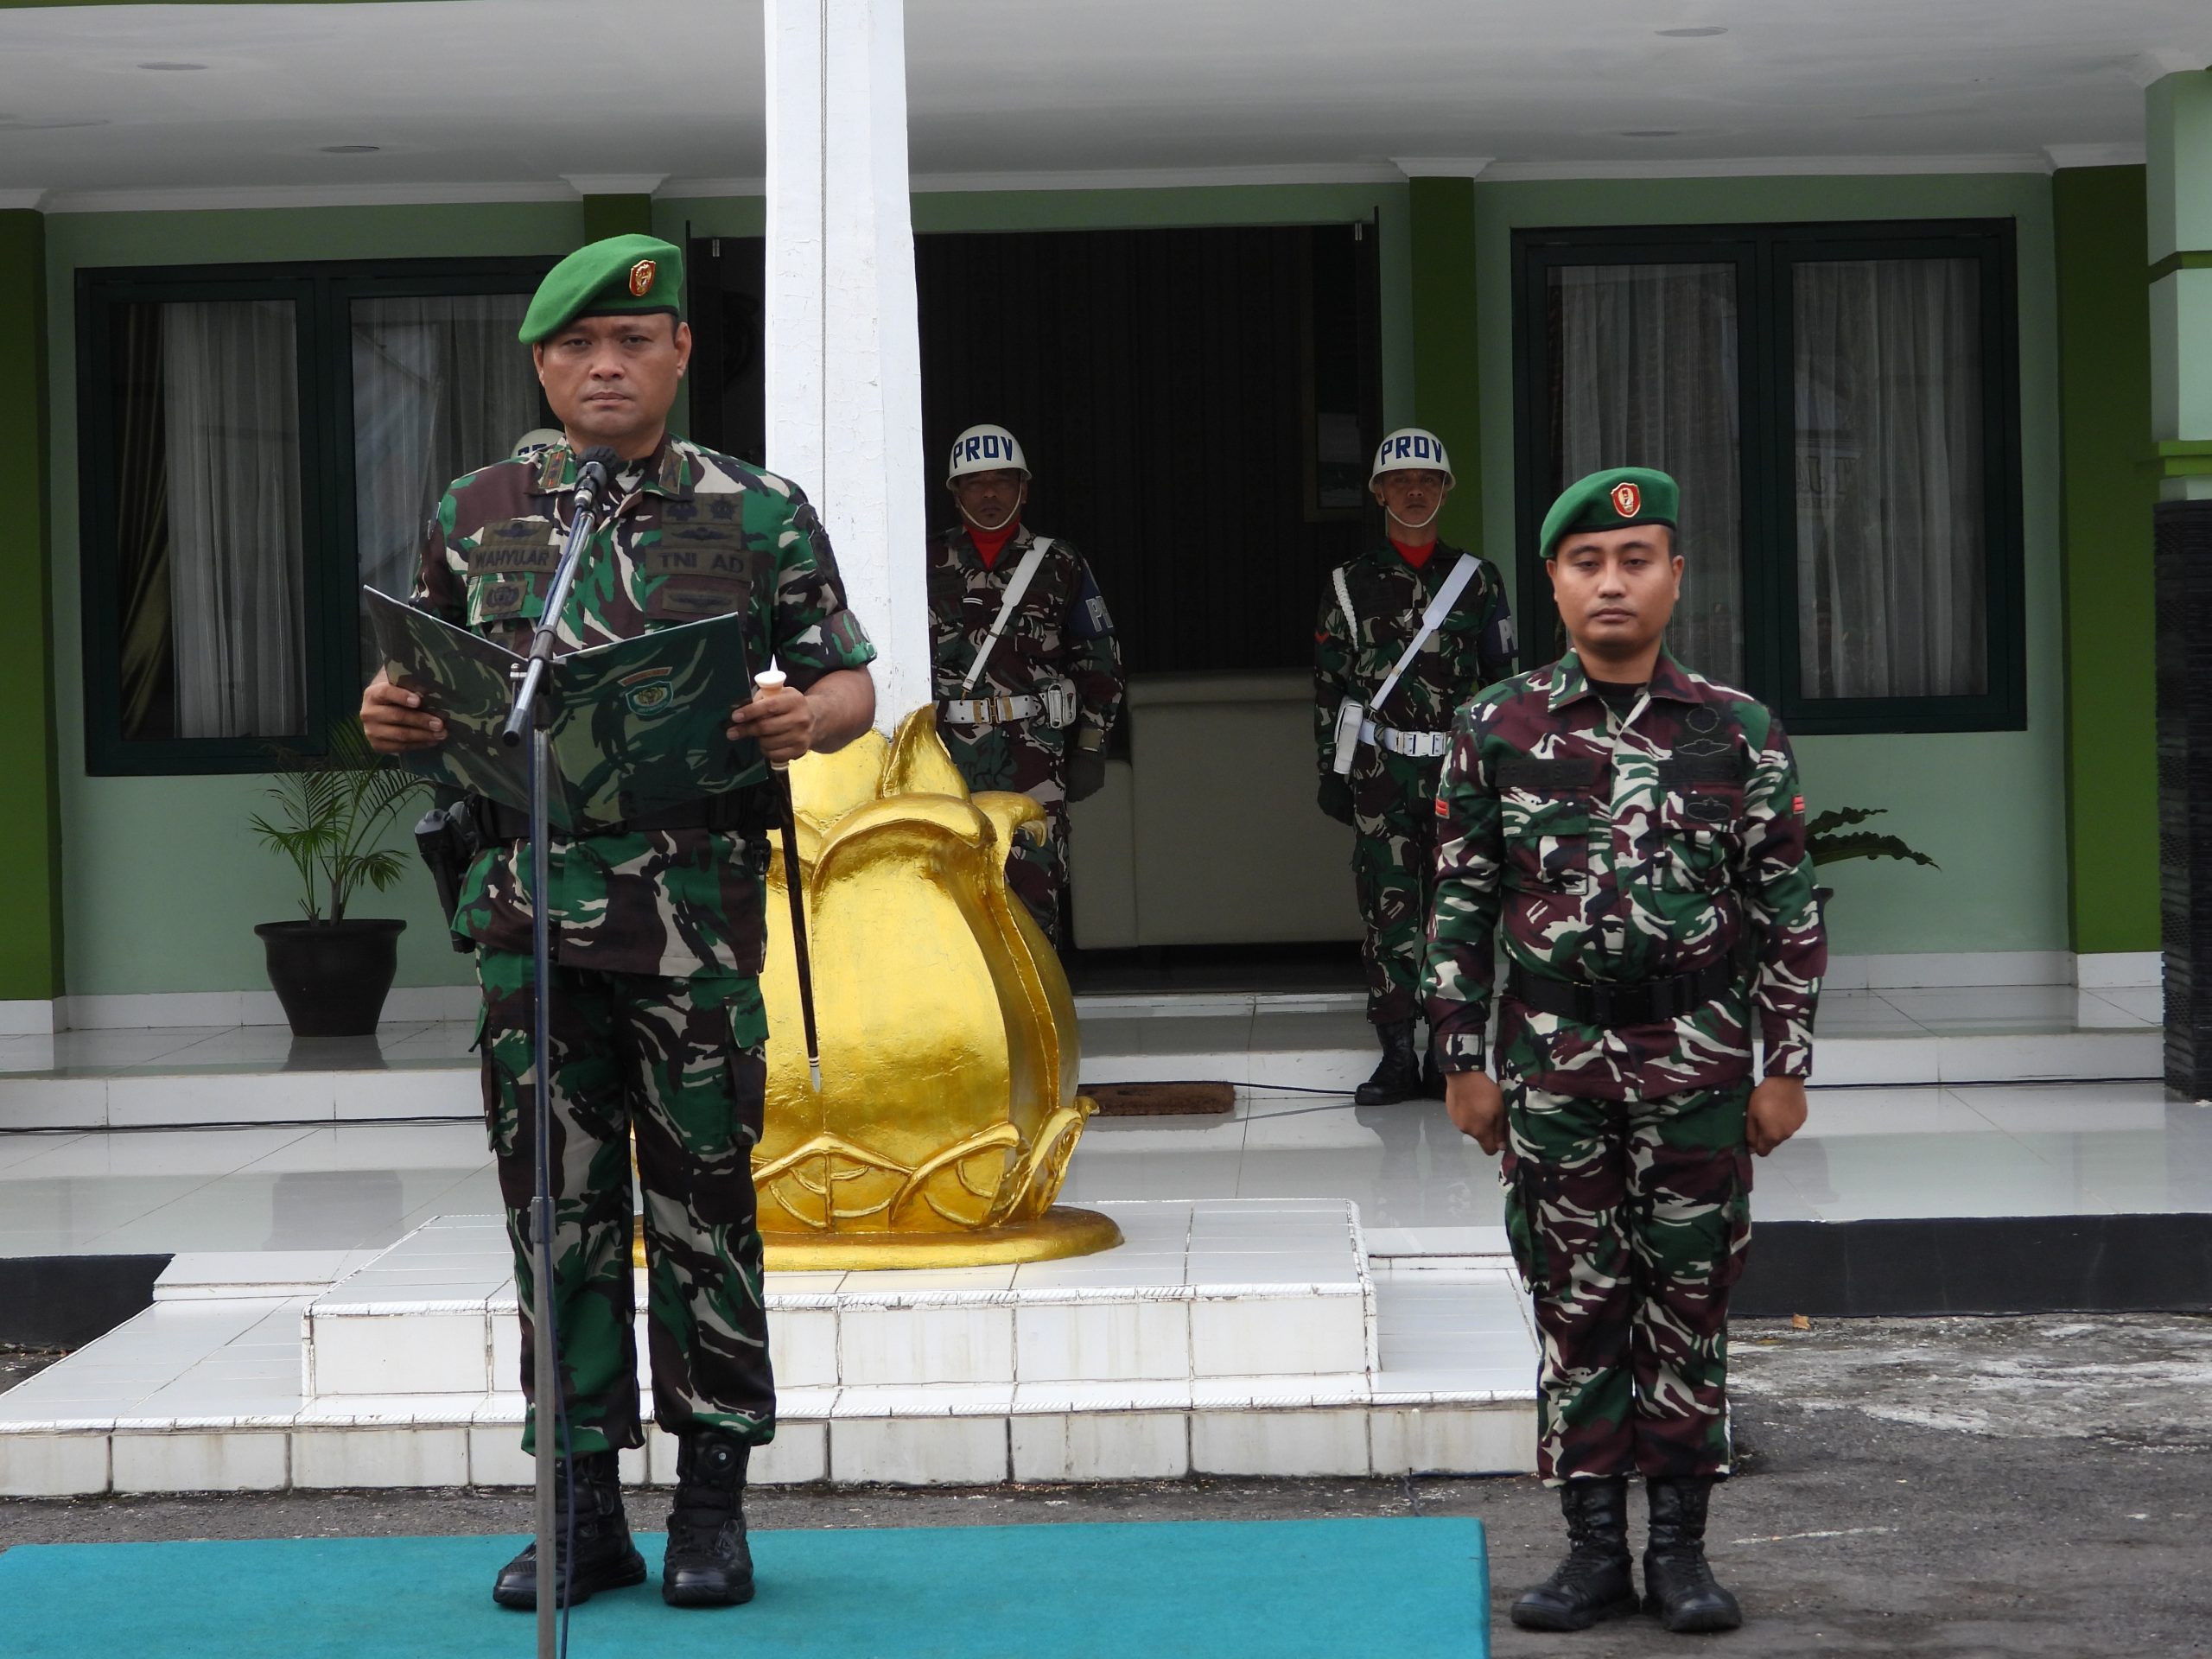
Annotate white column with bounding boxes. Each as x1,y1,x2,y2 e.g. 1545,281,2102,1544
762,0,932,725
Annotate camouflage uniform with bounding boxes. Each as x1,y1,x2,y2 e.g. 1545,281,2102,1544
415,437,876,1455
927,524,1123,940
1313,538,1514,1023
1421,649,1824,1484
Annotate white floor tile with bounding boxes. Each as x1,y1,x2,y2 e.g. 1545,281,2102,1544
111,1430,289,1492
0,1432,111,1496
1190,1408,1369,1476
1011,1411,1189,1481
292,1426,469,1488
830,1415,1008,1484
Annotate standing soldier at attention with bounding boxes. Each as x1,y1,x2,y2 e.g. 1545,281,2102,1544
927,423,1125,944
1315,427,1515,1105
1422,467,1825,1635
360,235,879,1612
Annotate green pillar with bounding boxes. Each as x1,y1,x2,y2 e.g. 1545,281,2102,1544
2148,70,2212,499
1407,175,1482,553
2052,166,2159,955
581,194,654,244
0,207,61,1007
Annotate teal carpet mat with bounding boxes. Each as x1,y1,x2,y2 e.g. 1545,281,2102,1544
0,1515,1488,1658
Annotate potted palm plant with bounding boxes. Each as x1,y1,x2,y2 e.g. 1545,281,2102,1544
1807,805,1936,907
251,720,429,1037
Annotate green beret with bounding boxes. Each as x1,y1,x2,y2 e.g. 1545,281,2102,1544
518,233,684,345
1540,467,1679,559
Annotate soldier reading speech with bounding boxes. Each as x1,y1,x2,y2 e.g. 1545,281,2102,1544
1421,467,1825,1635
926,423,1124,944
1314,427,1515,1105
360,233,878,1611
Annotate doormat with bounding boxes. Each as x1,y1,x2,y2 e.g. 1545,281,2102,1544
0,1515,1489,1659
1084,1080,1238,1116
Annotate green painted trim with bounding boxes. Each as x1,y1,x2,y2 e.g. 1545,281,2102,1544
0,210,61,999
2149,249,2212,283
1407,178,1483,550
2054,165,2159,954
581,194,653,244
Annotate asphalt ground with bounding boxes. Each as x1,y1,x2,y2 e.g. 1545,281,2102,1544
3,1315,2210,1656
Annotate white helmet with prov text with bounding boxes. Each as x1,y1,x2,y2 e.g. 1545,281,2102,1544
946,423,1031,486
1370,426,1454,486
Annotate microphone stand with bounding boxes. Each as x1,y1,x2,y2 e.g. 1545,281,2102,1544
500,444,619,1659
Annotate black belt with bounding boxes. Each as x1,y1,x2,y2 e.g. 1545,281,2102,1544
1506,959,1737,1028
470,794,758,842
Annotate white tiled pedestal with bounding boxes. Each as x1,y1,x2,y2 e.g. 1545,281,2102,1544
0,1200,1538,1494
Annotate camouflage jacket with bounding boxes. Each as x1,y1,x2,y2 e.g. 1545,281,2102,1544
1420,649,1825,1101
414,437,876,978
1313,538,1515,787
926,524,1124,779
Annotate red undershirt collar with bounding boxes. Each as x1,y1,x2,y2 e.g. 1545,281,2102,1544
1389,535,1438,571
969,520,1020,569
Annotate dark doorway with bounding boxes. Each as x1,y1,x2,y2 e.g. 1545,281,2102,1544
914,223,1382,673
690,221,1384,673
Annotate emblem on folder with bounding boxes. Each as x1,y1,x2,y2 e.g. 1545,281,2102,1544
622,668,674,716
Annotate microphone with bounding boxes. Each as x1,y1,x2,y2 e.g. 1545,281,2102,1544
571,444,621,518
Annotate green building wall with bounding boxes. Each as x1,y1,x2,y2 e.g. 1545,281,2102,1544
33,169,2121,999
1471,172,2075,958
2052,166,2159,955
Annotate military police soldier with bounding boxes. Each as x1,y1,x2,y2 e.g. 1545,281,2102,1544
1422,467,1825,1635
927,423,1125,943
361,234,879,1611
1315,427,1515,1105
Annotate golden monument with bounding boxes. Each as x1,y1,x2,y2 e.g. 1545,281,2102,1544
741,709,1119,1269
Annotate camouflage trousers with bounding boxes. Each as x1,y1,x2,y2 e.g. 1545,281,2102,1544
1351,753,1444,1024
940,723,1071,945
1501,1077,1753,1484
1004,798,1069,945
477,948,775,1456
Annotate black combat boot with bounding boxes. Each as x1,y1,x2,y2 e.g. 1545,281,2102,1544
1510,1476,1639,1632
1643,1476,1744,1633
1355,1019,1422,1105
662,1429,756,1607
1418,1038,1447,1100
491,1449,648,1609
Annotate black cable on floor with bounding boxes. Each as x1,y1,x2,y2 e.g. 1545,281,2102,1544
0,1114,481,1136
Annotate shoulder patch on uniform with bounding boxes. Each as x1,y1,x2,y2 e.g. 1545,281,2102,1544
1434,796,1450,817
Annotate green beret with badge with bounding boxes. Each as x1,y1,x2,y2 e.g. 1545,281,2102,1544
518,232,685,345
1540,466,1680,560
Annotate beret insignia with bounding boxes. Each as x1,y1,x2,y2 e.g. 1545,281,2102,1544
1611,480,1641,518
629,258,657,298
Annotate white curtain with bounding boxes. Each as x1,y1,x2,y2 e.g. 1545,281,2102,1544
162,300,307,739
350,294,538,620
1793,258,1986,699
1554,264,1742,683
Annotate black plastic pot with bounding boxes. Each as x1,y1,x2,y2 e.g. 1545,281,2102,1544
254,918,406,1038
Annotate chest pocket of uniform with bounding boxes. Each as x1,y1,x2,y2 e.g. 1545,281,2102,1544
1656,752,1749,890
1496,753,1605,896
465,520,560,627
640,531,756,628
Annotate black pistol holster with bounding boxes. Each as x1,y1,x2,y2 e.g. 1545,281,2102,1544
413,801,483,954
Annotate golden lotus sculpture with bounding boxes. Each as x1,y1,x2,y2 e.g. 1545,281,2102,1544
741,709,1119,1269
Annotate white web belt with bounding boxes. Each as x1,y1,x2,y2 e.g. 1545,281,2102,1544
1357,720,1450,759
940,692,1046,727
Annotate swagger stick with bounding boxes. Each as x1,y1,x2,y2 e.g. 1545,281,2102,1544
753,671,823,1092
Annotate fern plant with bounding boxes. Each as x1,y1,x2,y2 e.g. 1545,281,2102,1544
1806,806,1937,871
251,721,429,924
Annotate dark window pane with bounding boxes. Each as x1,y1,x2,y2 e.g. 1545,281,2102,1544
1548,263,1742,683
1793,257,1987,699
112,298,307,741
351,293,539,669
